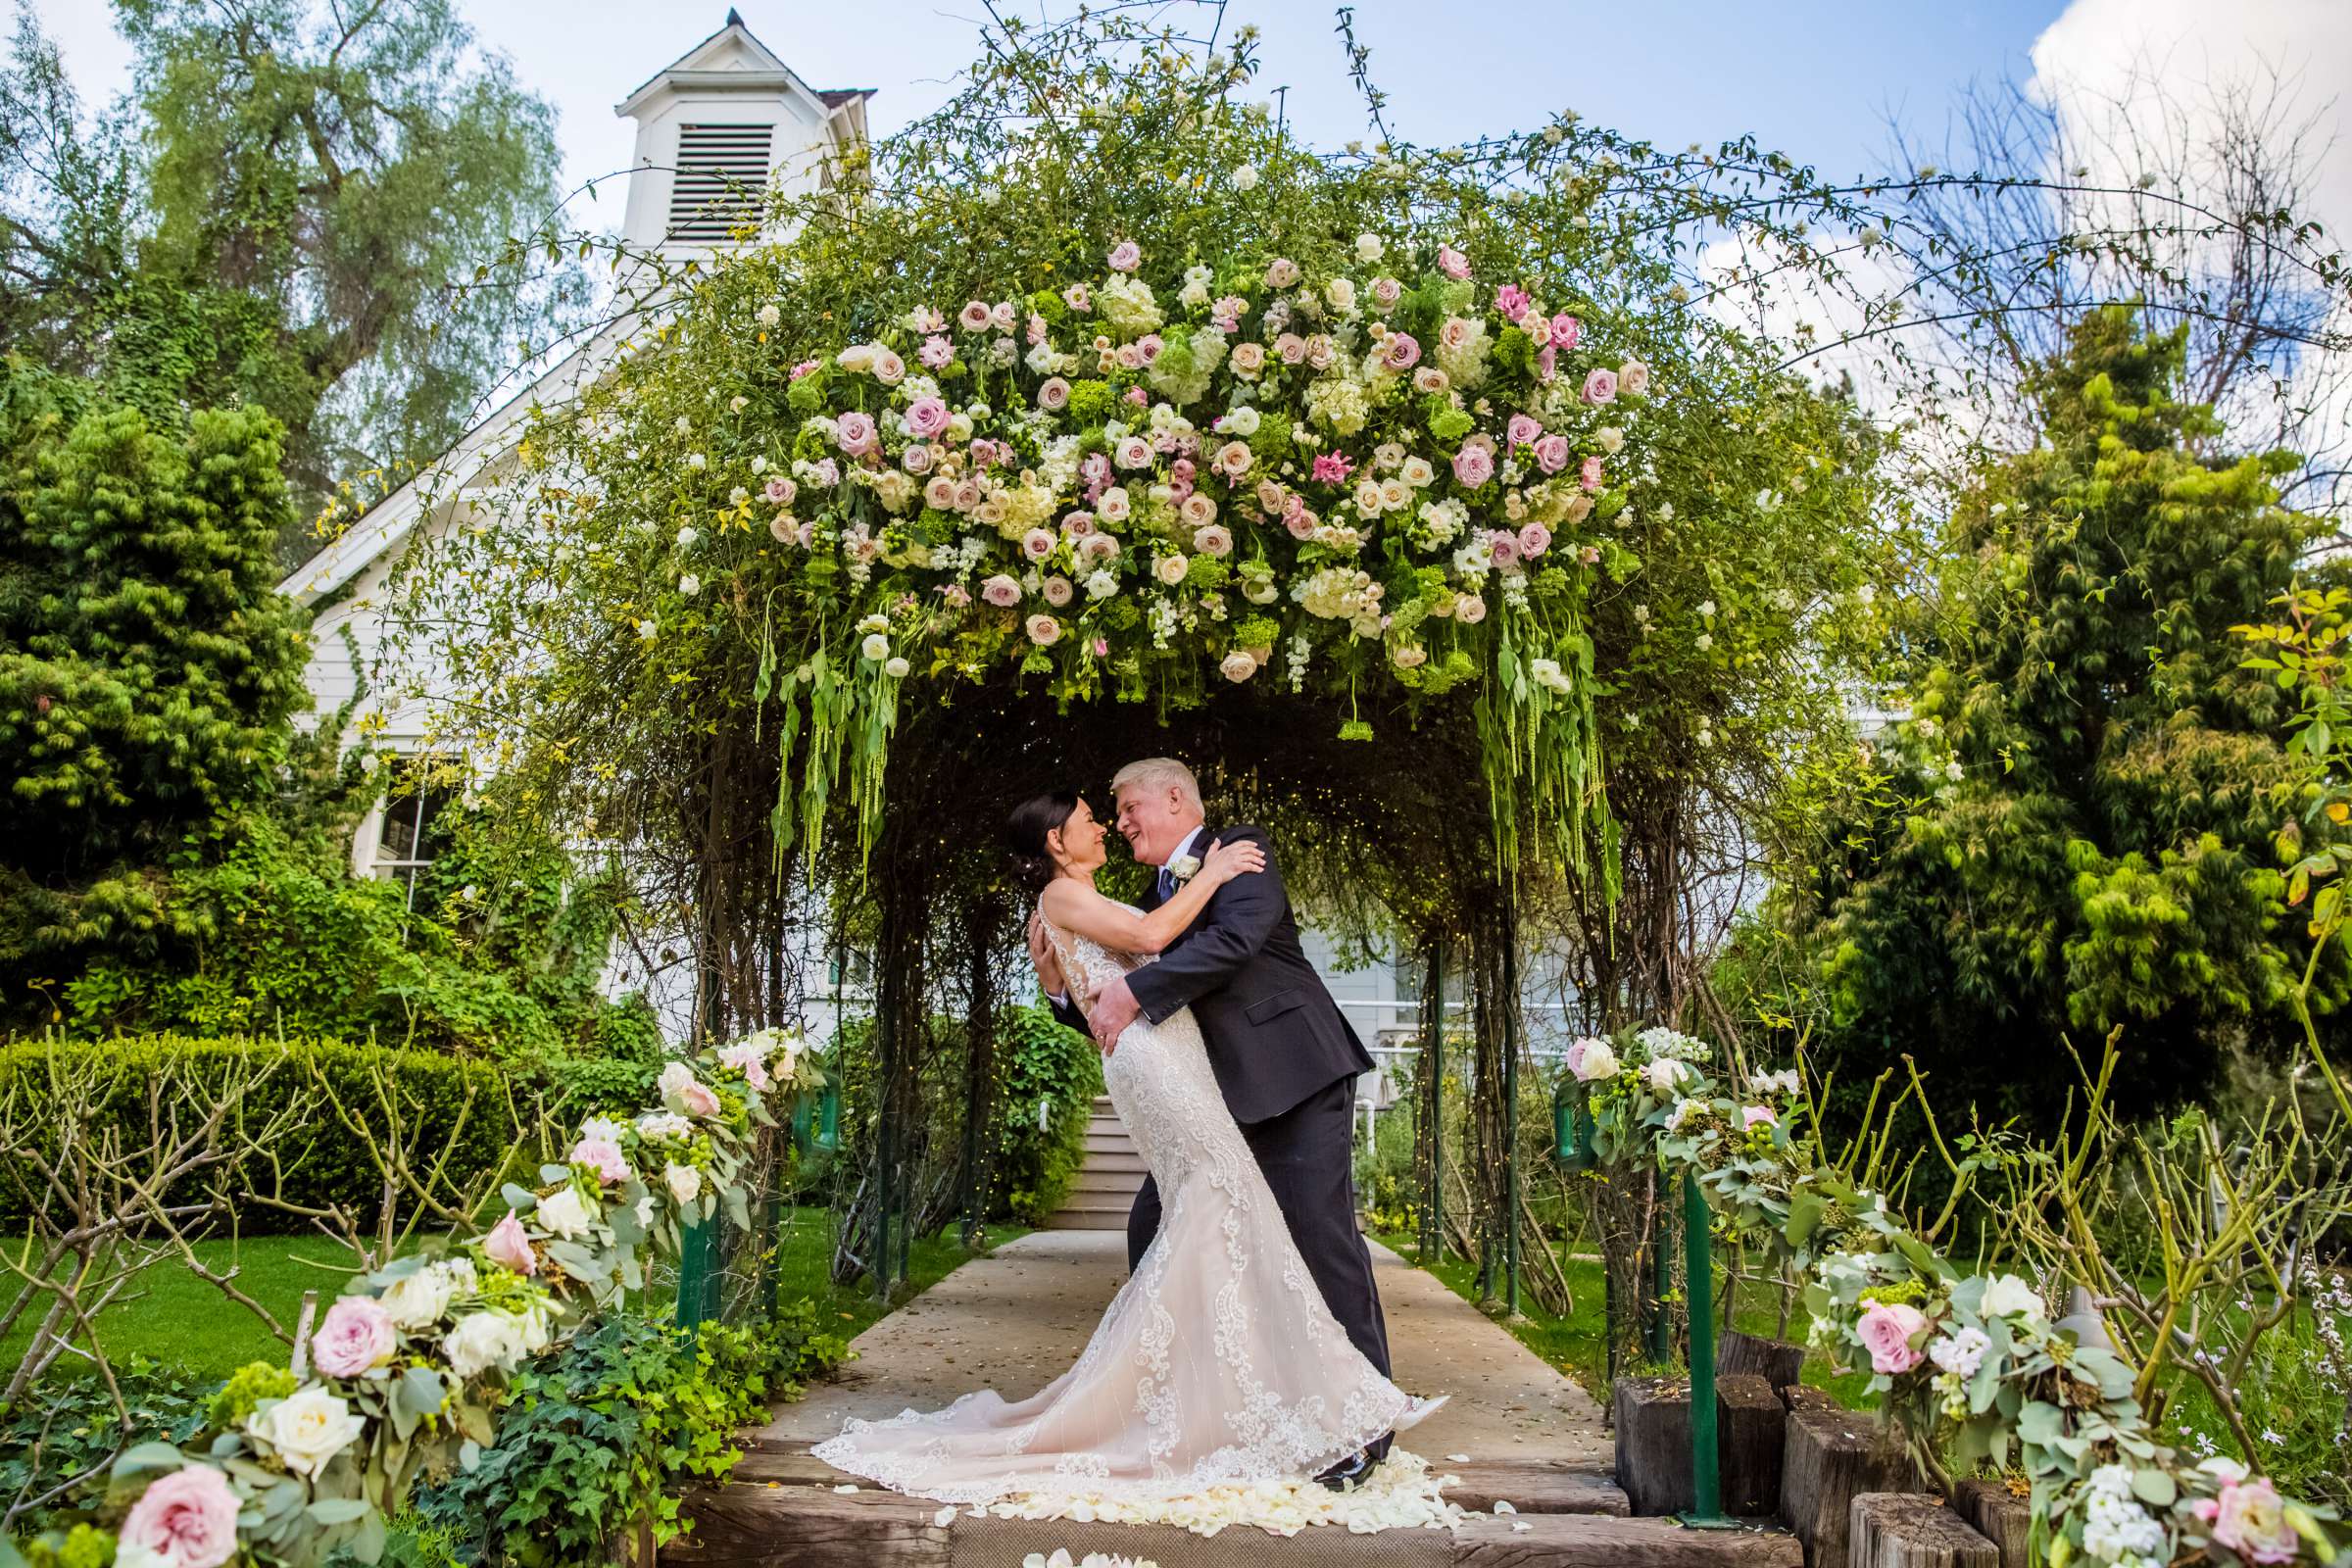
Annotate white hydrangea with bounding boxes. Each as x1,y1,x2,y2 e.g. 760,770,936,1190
1304,373,1370,436
1096,274,1163,335
1928,1324,1990,1378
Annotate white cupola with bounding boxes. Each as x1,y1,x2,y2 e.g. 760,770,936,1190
613,10,872,256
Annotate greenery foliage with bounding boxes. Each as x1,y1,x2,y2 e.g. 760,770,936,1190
0,376,309,997
0,0,585,545
412,1306,845,1568
0,1036,516,1234
1745,309,2343,1122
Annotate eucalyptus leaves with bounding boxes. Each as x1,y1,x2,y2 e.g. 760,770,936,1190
1557,1032,2343,1568
18,1030,824,1568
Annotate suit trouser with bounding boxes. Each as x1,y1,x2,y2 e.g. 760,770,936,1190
1125,1073,1395,1456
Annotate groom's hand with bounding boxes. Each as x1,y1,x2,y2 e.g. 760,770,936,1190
1090,974,1140,1055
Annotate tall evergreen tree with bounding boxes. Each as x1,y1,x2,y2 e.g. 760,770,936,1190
1776,307,2343,1122
0,372,310,987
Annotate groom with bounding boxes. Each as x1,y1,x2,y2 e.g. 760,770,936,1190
1032,757,1393,1483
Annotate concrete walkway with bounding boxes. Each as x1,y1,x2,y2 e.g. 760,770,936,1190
760,1229,1611,1471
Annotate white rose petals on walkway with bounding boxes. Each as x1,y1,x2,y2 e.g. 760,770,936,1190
969,1449,1468,1538
933,1505,957,1527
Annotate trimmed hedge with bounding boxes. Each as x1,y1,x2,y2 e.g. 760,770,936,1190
0,1035,520,1234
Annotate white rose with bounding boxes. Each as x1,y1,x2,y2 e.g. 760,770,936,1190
664,1163,703,1205
757,303,780,329
1220,650,1258,682
246,1387,366,1478
884,656,910,678
1085,570,1117,601
441,1310,528,1380
1325,277,1357,313
1570,1041,1619,1082
677,573,700,597
1355,232,1385,263
861,632,891,662
676,525,699,548
535,1187,592,1240
1978,1274,2045,1322
1646,1058,1690,1095
378,1263,457,1330
1154,554,1190,586
1230,164,1259,191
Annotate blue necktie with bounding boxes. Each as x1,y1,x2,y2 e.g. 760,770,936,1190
1156,865,1175,904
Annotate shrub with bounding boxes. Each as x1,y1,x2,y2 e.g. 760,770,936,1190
0,1036,521,1234
991,1004,1102,1225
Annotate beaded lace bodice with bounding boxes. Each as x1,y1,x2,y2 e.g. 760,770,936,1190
810,896,1443,1508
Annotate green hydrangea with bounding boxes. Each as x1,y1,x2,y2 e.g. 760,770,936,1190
1232,616,1279,650
210,1360,300,1430
1063,379,1114,427
1426,401,1474,444
785,368,830,416
26,1524,117,1568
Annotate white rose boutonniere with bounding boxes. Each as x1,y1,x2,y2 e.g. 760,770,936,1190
1165,854,1203,884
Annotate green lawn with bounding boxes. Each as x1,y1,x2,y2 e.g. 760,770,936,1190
2,1207,1024,1389
1377,1232,1874,1407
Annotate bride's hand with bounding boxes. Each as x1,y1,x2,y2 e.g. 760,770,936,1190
1200,836,1266,887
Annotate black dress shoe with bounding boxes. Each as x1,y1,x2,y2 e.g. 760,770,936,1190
1316,1449,1374,1492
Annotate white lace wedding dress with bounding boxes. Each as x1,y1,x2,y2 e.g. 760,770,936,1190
811,903,1444,1506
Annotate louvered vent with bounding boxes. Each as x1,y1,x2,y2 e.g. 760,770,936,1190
665,122,775,241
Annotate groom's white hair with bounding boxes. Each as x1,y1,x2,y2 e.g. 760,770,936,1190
1111,757,1201,813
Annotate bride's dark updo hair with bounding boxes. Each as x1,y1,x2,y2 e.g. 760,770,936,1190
1006,790,1080,894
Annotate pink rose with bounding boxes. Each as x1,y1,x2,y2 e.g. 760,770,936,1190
1254,479,1287,514
1382,332,1421,370
833,412,878,456
1107,240,1142,272
872,350,905,385
981,574,1022,608
1437,244,1472,279
762,476,796,506
1506,413,1542,450
1265,258,1299,288
1061,511,1096,537
1581,454,1605,492
1038,376,1070,411
991,300,1017,332
483,1210,537,1276
1537,344,1558,382
905,397,951,440
121,1465,242,1568
1741,1104,1777,1129
1063,282,1093,313
1488,531,1521,567
1193,524,1234,558
660,1061,721,1117
570,1136,631,1184
918,334,954,368
1026,613,1061,646
1439,317,1477,353
2196,1478,2299,1565
1494,283,1530,319
1582,367,1618,406
1517,523,1551,559
1275,332,1307,365
1286,511,1318,540
1136,332,1164,365
1370,276,1403,308
1079,533,1120,564
900,442,936,476
1856,1301,1928,1375
1452,445,1495,488
1532,433,1571,474
1304,334,1336,370
959,300,993,331
1413,366,1449,394
310,1295,398,1378
1022,527,1057,561
1455,593,1488,624
1551,314,1582,350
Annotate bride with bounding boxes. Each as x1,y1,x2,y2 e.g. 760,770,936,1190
811,790,1443,1506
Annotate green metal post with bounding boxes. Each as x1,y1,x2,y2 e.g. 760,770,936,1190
675,1216,718,1330
1678,1169,1732,1527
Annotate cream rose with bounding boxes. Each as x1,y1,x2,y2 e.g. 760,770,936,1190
246,1388,366,1479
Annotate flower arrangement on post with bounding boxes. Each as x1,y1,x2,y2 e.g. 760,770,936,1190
17,1031,824,1568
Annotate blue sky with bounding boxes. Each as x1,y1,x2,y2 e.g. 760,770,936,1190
29,1,2083,210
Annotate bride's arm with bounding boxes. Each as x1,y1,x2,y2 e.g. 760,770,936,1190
1038,838,1262,956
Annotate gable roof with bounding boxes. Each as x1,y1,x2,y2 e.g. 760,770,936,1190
613,11,868,122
